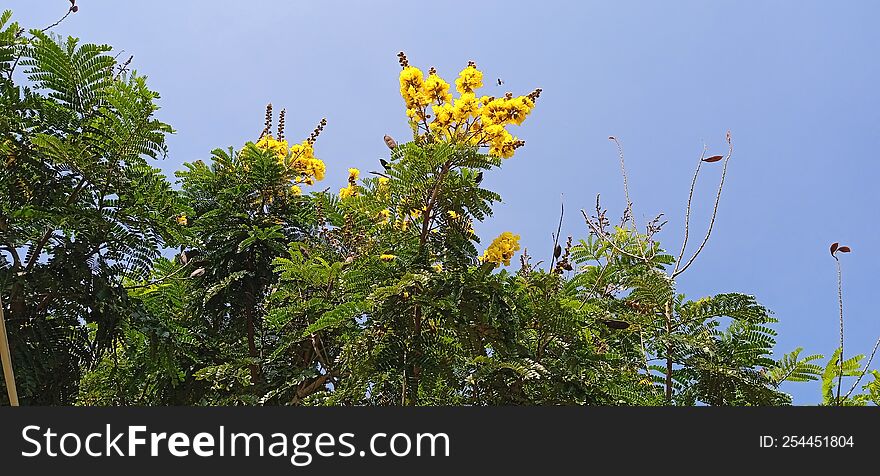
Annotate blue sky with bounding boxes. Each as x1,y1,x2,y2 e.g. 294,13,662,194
7,0,879,404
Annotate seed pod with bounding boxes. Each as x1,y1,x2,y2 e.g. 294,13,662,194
384,134,397,150
601,319,630,330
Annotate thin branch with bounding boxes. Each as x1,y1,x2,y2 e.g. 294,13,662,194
581,209,645,262
550,199,564,268
672,132,733,279
834,255,844,405
0,245,22,270
123,260,193,290
40,10,73,33
609,136,634,229
673,145,707,274
24,177,89,272
844,335,880,400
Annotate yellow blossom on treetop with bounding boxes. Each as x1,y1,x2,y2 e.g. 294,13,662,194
290,185,302,196
421,72,453,105
430,102,455,133
432,263,444,272
380,254,397,262
447,210,459,219
339,184,357,199
348,168,360,182
399,66,427,109
397,53,539,159
455,65,483,95
176,214,188,226
255,135,289,158
452,93,479,123
481,231,521,267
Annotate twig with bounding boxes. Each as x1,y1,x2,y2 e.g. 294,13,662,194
834,255,844,405
550,199,564,268
41,10,72,33
844,335,880,400
673,145,707,273
672,132,733,279
609,136,634,229
123,260,193,290
581,209,645,262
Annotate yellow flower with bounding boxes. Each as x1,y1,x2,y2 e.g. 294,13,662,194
508,96,535,126
348,168,360,182
290,185,302,196
481,98,513,126
410,208,425,220
455,65,483,95
380,254,397,262
431,102,455,131
176,214,188,226
452,93,479,122
432,263,443,272
255,135,289,158
339,184,357,199
400,66,427,109
481,231,521,267
421,72,452,105
447,210,459,219
378,208,391,224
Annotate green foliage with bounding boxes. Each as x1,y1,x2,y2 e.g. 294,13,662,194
1,11,180,404
2,9,874,407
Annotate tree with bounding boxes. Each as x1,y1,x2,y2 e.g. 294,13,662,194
0,10,182,404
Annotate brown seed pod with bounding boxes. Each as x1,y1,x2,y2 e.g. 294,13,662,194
703,155,724,163
384,134,398,150
601,319,630,330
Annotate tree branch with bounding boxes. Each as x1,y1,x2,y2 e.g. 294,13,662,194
672,132,733,279
673,145,707,273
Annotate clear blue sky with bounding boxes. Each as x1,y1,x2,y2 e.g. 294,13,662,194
7,0,879,404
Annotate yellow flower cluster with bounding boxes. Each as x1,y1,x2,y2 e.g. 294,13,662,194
339,184,357,199
255,134,326,186
481,231,521,267
397,52,540,159
378,208,391,224
176,214,188,226
339,168,360,199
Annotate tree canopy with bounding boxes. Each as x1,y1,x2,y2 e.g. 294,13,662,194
1,10,877,406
